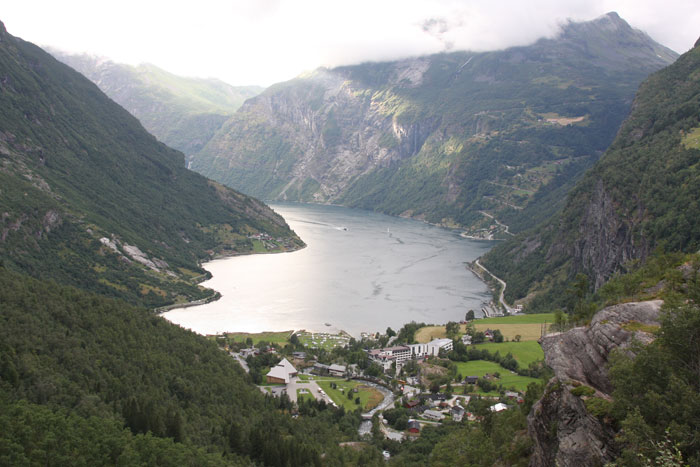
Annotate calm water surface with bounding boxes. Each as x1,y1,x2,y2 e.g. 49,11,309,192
162,204,494,336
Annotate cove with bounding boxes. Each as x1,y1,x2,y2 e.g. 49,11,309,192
162,203,494,336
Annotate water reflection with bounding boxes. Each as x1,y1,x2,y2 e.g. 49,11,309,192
163,203,493,336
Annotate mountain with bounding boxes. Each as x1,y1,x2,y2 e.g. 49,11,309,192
0,21,302,308
482,37,700,310
0,22,380,466
49,50,263,156
189,12,677,238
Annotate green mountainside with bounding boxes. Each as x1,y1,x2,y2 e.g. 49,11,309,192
0,262,369,465
49,50,263,155
482,39,700,311
0,21,374,466
0,21,302,308
190,12,677,238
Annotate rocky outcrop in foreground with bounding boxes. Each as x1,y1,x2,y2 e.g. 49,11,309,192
528,300,662,466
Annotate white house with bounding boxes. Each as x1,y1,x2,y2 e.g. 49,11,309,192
408,343,428,358
427,338,453,356
266,358,298,384
368,345,412,369
490,403,508,412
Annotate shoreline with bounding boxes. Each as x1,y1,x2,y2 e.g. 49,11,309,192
155,240,306,314
161,202,497,336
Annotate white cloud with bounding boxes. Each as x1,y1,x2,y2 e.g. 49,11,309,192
2,0,697,86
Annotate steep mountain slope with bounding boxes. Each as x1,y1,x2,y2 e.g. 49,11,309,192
0,21,302,307
0,256,370,465
482,38,700,310
49,50,262,155
526,251,700,466
191,12,676,237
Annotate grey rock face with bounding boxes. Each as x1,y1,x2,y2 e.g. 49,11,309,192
529,380,618,467
529,300,662,466
573,181,650,290
541,300,662,393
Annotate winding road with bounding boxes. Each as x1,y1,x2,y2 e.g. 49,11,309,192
475,259,513,314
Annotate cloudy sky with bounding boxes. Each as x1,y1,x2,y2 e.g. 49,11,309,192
3,0,698,86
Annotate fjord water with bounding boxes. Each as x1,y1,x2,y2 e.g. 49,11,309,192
163,203,494,336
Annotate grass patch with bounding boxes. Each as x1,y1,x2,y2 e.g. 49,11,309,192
455,361,539,393
219,330,292,346
570,385,595,397
477,313,556,324
414,326,447,342
317,379,384,412
682,126,700,150
470,341,544,366
296,388,314,403
415,314,554,343
251,239,267,253
621,321,660,334
473,323,549,342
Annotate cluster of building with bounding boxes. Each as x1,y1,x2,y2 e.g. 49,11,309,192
367,338,454,370
401,394,472,429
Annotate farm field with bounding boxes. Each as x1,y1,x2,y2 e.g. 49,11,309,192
455,361,539,392
415,313,554,343
471,341,544,366
317,379,384,412
471,322,549,341
478,313,555,324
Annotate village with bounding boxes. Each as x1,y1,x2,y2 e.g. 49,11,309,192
214,312,553,454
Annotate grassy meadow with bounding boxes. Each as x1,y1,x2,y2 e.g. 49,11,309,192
455,361,539,392
317,379,384,412
415,313,554,343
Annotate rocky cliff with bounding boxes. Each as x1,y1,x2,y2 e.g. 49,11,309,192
191,13,676,237
482,39,700,309
528,300,662,466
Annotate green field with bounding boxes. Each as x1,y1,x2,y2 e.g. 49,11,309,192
317,379,384,412
218,330,292,346
471,341,544,366
416,313,555,343
455,361,539,392
477,313,555,324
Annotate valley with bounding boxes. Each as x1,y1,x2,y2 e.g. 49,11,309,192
1,8,699,467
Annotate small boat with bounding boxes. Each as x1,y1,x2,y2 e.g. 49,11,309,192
325,322,332,326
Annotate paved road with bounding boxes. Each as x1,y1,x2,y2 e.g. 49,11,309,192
286,379,332,404
475,259,513,314
230,352,249,373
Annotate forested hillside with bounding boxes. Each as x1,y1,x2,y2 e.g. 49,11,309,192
0,20,302,308
0,21,379,466
49,50,262,156
482,37,700,311
191,13,676,237
0,267,374,465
